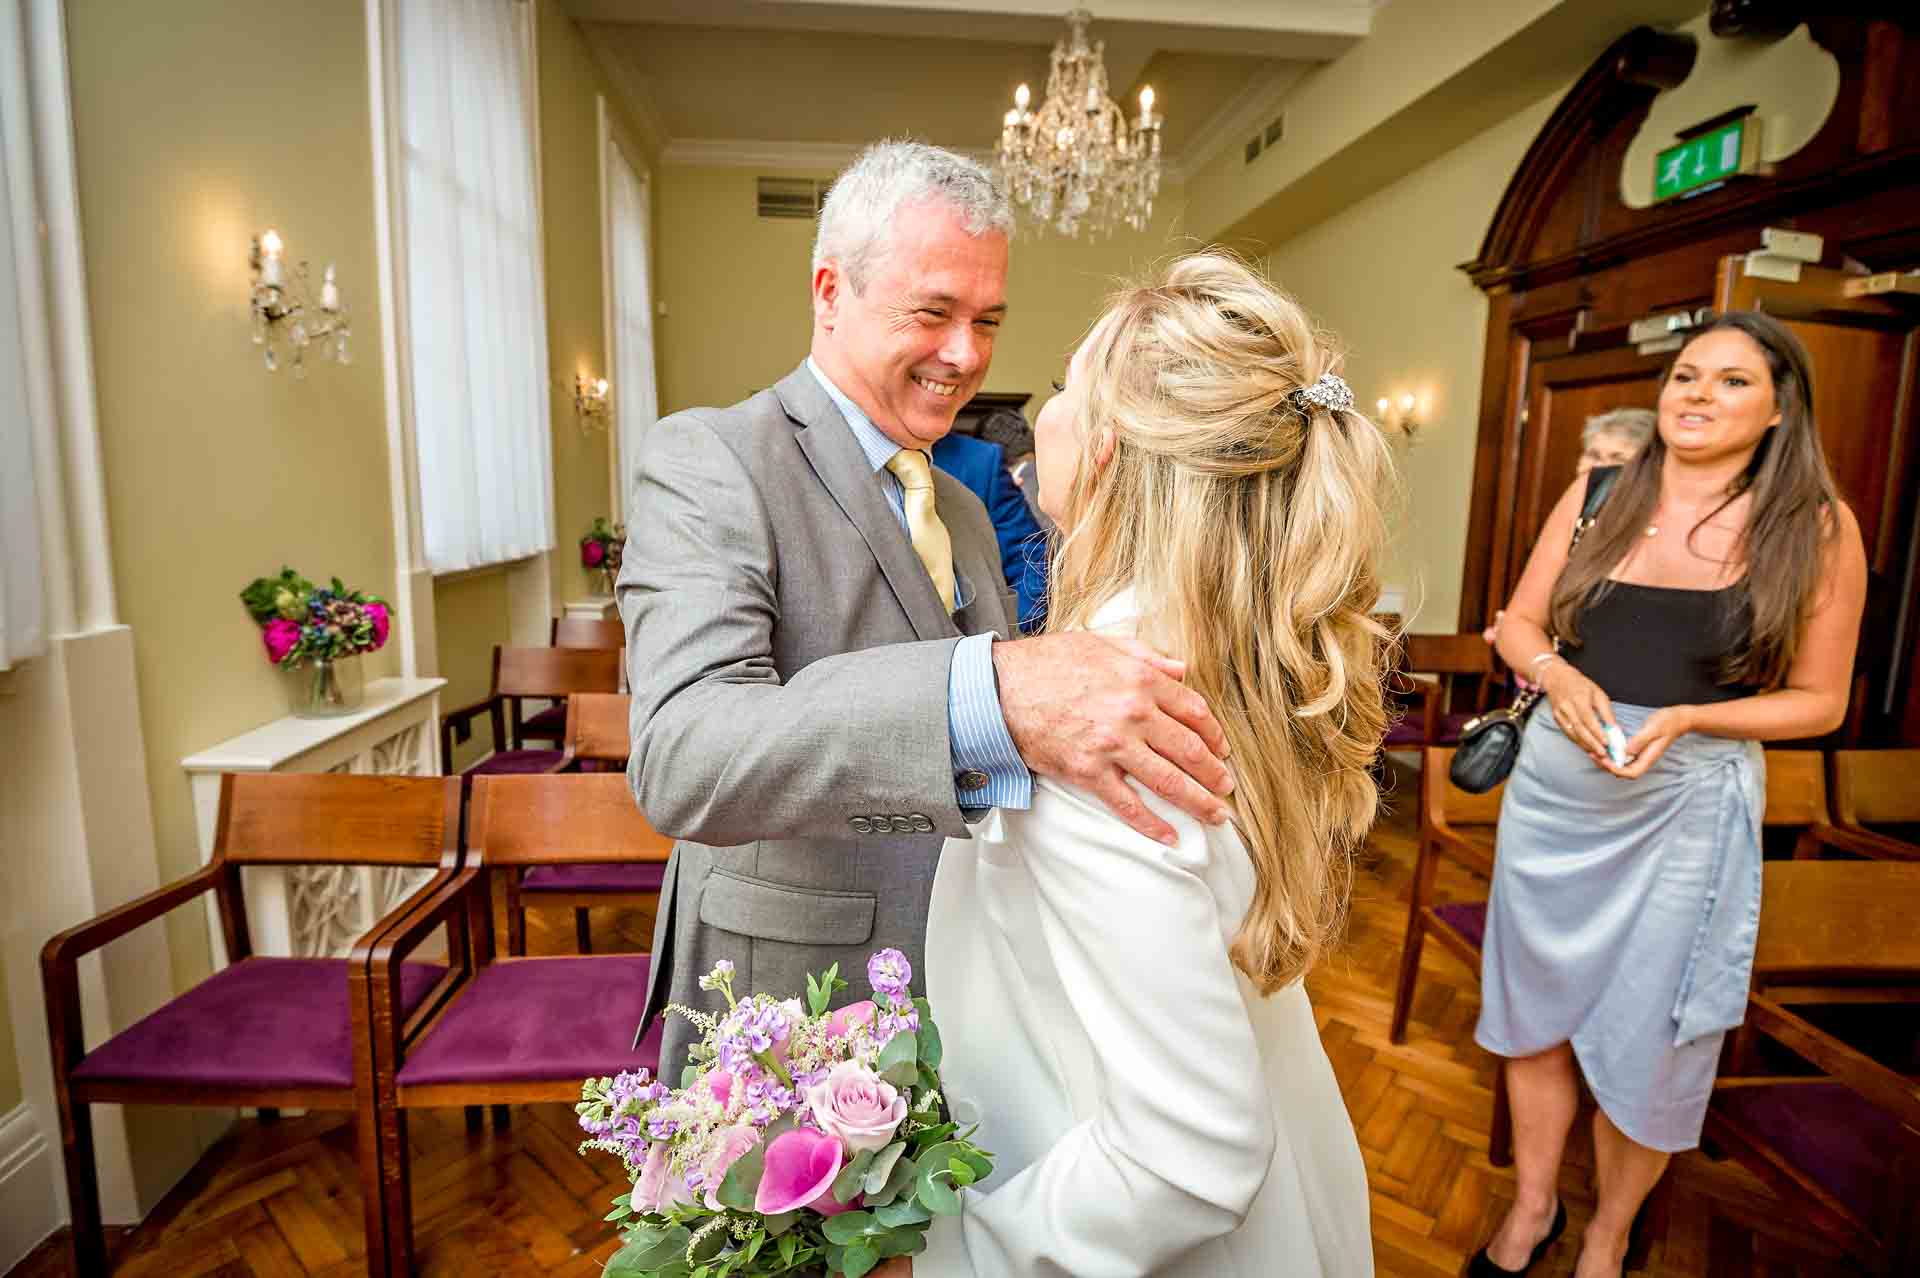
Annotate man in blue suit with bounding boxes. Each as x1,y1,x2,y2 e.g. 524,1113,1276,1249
932,415,1048,632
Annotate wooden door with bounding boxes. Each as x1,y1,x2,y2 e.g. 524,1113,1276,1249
1716,256,1920,741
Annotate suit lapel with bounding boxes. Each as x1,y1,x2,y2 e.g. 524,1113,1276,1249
776,364,958,643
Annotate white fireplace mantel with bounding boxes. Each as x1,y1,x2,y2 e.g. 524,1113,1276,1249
181,676,446,961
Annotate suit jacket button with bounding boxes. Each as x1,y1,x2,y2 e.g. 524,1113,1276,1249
850,816,873,834
956,769,990,792
869,815,894,833
910,814,934,833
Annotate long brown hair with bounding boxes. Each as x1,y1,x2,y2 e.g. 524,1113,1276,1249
1047,252,1396,993
1549,311,1838,688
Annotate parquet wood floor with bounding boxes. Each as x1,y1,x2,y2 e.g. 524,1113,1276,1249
12,777,1858,1277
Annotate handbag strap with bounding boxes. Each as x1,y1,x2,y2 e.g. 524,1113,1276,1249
1542,464,1623,666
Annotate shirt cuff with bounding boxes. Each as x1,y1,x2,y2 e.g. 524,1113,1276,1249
947,632,1033,812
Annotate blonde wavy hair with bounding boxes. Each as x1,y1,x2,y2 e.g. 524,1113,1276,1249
1047,251,1396,993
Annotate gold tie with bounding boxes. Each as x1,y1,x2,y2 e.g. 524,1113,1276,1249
884,449,957,613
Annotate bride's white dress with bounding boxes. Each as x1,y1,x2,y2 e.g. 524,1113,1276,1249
917,592,1374,1277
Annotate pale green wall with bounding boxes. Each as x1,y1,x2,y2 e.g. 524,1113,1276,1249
65,0,397,990
655,165,1187,419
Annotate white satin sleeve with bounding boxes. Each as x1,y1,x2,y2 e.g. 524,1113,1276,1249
919,780,1278,1276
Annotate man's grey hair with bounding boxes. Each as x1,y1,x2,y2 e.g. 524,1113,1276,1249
1582,407,1656,449
812,140,1014,295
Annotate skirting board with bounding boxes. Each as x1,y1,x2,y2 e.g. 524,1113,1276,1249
0,1104,62,1273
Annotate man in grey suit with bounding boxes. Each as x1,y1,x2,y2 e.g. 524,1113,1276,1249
619,142,1233,1079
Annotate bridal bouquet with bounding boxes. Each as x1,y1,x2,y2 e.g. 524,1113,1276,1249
579,950,990,1278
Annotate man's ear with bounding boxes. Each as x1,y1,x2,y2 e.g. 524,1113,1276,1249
812,263,842,332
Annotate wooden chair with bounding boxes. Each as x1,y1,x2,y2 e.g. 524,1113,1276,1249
504,693,665,955
1381,634,1498,820
1823,749,1920,861
1703,861,1920,1275
439,644,620,776
41,774,464,1275
356,772,672,1278
515,617,628,744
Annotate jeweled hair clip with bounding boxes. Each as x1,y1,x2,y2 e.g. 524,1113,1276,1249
1288,372,1354,417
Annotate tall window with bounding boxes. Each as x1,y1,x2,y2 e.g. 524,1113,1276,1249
397,0,553,573
0,12,47,671
606,137,658,507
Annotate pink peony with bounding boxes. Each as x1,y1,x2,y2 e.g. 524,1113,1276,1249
826,1000,878,1040
754,1127,856,1217
364,602,390,650
806,1061,907,1154
700,1125,761,1209
581,538,607,568
632,1139,691,1214
262,618,300,665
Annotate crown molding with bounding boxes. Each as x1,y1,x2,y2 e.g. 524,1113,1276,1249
660,137,995,172
1177,63,1306,180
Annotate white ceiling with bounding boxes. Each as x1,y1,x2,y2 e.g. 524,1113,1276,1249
566,1,1380,172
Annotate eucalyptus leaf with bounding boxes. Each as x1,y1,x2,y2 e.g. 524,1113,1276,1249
863,1141,907,1196
948,1156,977,1188
765,1211,798,1236
831,1148,877,1204
873,1197,932,1228
917,1164,961,1216
907,1122,956,1148
876,1225,931,1258
690,1227,728,1263
842,1242,879,1278
717,1144,766,1211
912,998,942,1069
821,1210,878,1245
618,1224,692,1269
959,1147,992,1179
863,1153,917,1209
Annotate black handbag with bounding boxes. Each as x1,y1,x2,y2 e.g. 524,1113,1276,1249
1448,466,1621,794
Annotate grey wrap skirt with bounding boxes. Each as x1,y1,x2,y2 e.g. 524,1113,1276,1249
1475,703,1764,1152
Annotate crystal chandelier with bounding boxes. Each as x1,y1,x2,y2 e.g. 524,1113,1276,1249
996,8,1162,238
248,228,351,375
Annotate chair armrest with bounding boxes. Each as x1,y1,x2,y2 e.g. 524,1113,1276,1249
441,693,504,772
1743,993,1920,1132
352,863,482,990
1798,822,1920,862
42,864,222,973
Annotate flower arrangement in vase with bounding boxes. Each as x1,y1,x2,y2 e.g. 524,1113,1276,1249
240,566,392,718
582,517,625,596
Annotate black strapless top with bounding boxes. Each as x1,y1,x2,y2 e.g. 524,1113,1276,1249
1561,580,1757,708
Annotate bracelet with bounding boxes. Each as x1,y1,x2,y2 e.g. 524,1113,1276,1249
1528,652,1562,671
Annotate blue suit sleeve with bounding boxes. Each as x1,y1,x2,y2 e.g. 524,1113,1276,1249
981,452,1049,633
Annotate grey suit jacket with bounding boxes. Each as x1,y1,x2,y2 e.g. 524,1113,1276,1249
617,362,1016,1079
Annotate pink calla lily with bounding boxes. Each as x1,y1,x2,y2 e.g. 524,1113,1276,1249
753,1127,857,1217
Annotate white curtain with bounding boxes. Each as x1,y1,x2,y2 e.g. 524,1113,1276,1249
606,138,658,506
398,0,553,573
0,19,47,672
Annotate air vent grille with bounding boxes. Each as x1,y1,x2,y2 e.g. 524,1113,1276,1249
757,177,826,219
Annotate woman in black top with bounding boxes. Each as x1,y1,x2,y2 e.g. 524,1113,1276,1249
1469,312,1867,1278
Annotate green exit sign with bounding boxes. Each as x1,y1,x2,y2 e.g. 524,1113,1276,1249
1655,116,1762,202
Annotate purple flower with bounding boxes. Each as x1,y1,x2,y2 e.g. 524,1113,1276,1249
262,618,301,665
364,602,390,650
868,949,912,1004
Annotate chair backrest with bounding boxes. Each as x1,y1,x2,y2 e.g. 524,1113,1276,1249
468,773,671,867
1754,861,1920,982
1424,747,1506,827
216,773,461,866
1762,749,1829,828
1832,749,1920,826
565,692,631,764
1402,633,1497,677
551,616,625,650
493,644,620,699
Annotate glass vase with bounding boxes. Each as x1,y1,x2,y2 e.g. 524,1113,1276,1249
280,655,366,719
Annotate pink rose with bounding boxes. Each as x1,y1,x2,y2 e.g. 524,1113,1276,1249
826,1000,878,1040
806,1061,907,1154
755,1127,857,1217
702,1069,736,1110
581,538,607,568
701,1124,761,1209
262,618,300,665
364,602,390,650
632,1139,691,1215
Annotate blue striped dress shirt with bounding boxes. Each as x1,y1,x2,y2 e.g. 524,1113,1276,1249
807,358,1032,813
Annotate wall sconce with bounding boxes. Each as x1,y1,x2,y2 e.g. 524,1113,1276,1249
575,374,610,429
249,229,350,374
1375,391,1425,439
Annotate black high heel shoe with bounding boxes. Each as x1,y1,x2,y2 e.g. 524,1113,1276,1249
1464,1199,1567,1277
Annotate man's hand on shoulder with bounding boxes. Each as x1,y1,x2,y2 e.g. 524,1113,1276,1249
992,634,1234,845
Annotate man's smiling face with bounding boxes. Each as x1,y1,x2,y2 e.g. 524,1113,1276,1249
812,199,1009,449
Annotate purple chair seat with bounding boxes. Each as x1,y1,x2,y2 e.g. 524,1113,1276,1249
397,955,662,1086
518,703,567,740
1433,900,1488,951
1385,712,1480,749
461,749,565,778
1716,1082,1892,1224
522,862,666,894
73,957,446,1091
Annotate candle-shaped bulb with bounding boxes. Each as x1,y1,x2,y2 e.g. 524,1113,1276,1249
261,229,283,258
319,264,339,312
1376,397,1391,416
596,378,608,397
1400,392,1417,414
1004,107,1020,127
258,229,284,287
1014,83,1030,111
1139,85,1155,115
